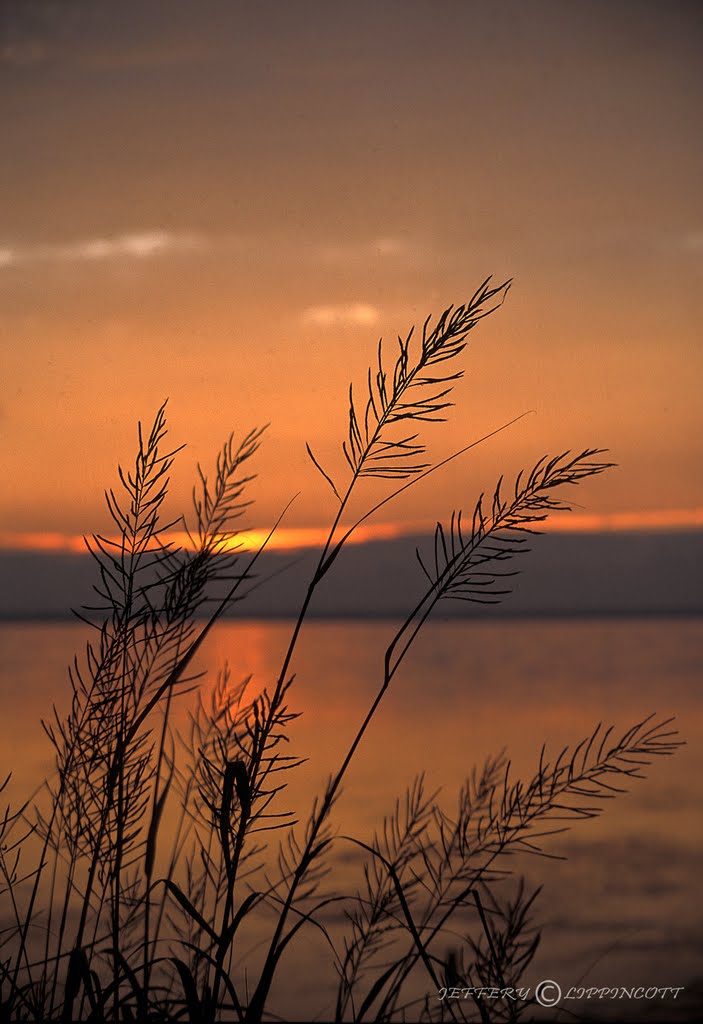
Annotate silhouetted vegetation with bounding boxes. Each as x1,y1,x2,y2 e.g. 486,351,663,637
0,280,680,1021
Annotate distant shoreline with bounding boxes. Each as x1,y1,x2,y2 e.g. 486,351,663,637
2,531,701,619
2,609,701,625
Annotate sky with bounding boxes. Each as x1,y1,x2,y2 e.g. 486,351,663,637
1,0,702,547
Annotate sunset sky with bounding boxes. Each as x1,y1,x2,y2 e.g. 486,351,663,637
1,0,701,547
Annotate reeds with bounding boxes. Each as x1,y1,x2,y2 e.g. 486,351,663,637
0,279,681,1022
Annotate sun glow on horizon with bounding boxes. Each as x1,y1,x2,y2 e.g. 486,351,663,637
1,508,702,556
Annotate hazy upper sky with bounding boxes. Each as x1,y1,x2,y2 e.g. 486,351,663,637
1,0,701,540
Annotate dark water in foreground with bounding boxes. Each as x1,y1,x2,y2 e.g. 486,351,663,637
1,617,701,1020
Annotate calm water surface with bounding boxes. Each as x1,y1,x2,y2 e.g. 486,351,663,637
1,617,701,1019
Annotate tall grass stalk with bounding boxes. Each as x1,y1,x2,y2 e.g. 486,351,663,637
0,280,681,1023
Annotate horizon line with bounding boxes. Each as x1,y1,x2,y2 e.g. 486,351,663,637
1,507,702,555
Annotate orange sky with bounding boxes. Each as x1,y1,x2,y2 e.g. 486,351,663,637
1,1,701,542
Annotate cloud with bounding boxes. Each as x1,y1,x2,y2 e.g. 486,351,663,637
302,303,380,327
0,231,205,269
0,230,434,278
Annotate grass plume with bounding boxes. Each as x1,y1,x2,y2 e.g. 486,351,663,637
0,281,681,1022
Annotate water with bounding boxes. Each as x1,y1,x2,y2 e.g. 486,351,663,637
1,617,701,1020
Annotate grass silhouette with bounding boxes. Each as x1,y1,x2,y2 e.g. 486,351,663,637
0,280,681,1022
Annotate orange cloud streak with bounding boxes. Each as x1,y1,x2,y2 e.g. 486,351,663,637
0,523,405,555
545,508,703,532
1,509,702,555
